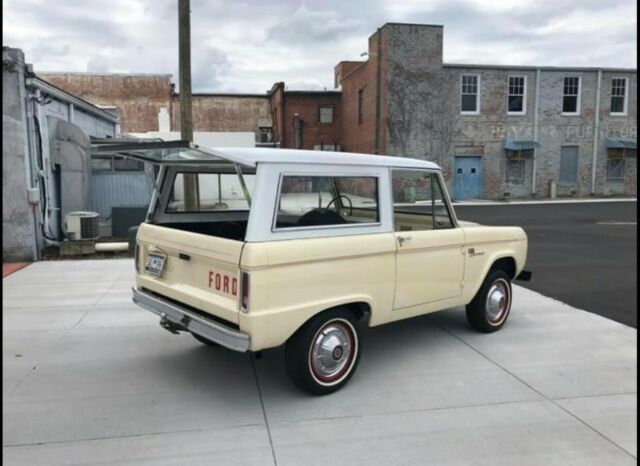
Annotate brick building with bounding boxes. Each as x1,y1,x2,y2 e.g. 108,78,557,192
268,82,341,150
40,73,341,149
41,22,637,199
335,23,637,199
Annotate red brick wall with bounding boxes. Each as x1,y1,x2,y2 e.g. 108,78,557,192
39,73,173,133
334,61,365,88
171,94,271,140
339,30,385,154
279,93,341,150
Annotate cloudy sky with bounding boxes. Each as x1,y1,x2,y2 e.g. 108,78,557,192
3,0,637,93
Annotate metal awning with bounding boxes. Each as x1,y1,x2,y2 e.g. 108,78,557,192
504,139,541,151
605,138,637,150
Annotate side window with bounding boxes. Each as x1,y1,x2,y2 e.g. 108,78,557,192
392,170,454,231
275,175,379,229
167,172,255,212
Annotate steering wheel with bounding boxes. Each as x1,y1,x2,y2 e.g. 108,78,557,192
326,195,353,217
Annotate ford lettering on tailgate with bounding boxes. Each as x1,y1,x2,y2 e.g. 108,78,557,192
208,271,238,297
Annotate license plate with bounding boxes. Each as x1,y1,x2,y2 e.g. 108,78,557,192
145,252,166,276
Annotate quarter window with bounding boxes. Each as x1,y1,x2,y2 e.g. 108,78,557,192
461,75,480,113
275,176,379,229
508,76,526,114
391,170,454,231
562,77,580,114
611,78,627,114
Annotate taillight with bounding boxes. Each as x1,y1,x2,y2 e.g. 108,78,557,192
134,244,140,272
241,272,250,312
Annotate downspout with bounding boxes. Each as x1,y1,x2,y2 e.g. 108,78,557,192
19,63,40,260
282,84,287,148
374,28,382,155
532,68,540,195
591,70,602,195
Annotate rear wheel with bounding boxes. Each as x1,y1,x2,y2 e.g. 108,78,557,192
466,269,512,333
191,332,220,347
285,309,361,395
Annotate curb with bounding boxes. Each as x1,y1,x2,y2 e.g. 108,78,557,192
453,198,637,206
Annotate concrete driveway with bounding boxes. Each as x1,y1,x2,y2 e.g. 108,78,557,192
3,259,637,465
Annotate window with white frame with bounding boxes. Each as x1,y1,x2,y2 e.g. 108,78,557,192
610,78,627,115
562,77,580,114
508,76,526,114
461,75,480,113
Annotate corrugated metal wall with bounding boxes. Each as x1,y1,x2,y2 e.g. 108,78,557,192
91,172,153,236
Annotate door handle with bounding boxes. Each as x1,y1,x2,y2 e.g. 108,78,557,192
397,236,412,246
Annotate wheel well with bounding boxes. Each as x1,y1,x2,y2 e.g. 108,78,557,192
490,257,516,279
340,301,371,324
296,302,372,335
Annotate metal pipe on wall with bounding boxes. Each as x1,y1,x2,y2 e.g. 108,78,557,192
19,60,41,260
532,68,541,195
591,70,602,194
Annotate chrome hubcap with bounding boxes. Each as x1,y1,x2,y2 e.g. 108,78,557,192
486,280,509,322
310,322,353,381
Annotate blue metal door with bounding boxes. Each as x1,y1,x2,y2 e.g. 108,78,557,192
453,156,483,200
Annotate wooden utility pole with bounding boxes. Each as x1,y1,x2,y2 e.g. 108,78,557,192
178,0,198,209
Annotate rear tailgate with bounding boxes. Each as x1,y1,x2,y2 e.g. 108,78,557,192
135,223,243,325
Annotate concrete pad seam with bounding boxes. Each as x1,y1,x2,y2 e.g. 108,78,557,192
7,328,74,397
552,401,638,459
427,315,638,461
266,398,551,428
1,422,266,448
251,356,278,466
93,278,124,307
551,391,638,402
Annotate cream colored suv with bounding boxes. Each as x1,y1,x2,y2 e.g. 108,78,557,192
100,143,531,395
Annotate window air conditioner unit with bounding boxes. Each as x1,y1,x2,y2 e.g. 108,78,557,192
64,211,100,240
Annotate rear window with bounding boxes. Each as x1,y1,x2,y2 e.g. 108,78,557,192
167,172,255,212
275,175,379,229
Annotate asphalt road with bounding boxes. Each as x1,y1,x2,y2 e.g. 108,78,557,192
454,201,637,328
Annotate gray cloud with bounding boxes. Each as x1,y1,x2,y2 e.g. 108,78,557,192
2,0,636,93
267,4,364,44
191,47,231,91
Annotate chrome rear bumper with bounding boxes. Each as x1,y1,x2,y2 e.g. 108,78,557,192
132,287,250,352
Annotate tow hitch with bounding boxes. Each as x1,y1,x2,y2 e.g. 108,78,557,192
159,313,187,334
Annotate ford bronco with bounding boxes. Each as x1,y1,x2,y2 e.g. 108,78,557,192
98,142,531,395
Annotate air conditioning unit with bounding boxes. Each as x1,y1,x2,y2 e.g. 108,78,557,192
64,211,100,240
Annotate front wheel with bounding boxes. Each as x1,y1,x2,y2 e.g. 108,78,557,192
466,269,512,333
285,309,361,395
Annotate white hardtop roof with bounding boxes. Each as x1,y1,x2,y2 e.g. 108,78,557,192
91,140,440,170
204,147,441,170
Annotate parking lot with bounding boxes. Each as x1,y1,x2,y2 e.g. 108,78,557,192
455,200,638,328
3,258,636,465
